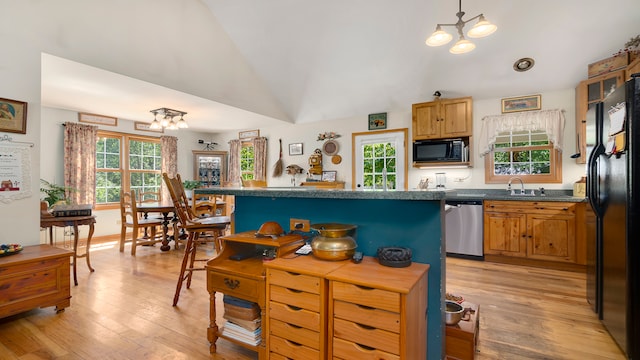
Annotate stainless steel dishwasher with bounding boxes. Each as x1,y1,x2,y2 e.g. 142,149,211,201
445,199,483,259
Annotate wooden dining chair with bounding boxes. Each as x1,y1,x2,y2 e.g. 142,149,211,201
119,190,164,255
191,194,218,218
163,173,231,306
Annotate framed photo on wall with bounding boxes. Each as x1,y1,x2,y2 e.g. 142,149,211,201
501,95,541,113
368,112,387,130
134,121,164,133
289,142,303,155
0,97,28,134
239,129,260,139
79,112,118,126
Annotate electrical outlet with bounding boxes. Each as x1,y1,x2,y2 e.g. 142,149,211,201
290,218,310,232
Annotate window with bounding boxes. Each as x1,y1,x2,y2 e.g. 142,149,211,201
485,130,562,183
240,142,255,180
95,131,162,207
363,143,397,190
353,129,408,190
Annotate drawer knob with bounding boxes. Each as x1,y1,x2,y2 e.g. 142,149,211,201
223,278,240,289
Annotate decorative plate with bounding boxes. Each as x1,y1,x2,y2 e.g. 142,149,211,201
0,243,23,257
322,140,339,156
331,155,342,164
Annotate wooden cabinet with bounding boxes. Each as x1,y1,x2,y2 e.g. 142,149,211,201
193,150,227,187
265,256,346,359
300,181,345,189
626,57,640,80
412,97,472,140
574,70,625,164
484,201,585,270
205,231,304,358
327,257,429,360
0,245,72,318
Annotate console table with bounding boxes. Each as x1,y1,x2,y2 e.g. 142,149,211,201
0,245,72,318
40,214,96,286
205,231,304,358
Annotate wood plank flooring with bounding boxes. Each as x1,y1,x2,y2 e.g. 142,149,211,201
0,237,626,359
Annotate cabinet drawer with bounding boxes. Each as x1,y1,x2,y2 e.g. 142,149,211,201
270,334,320,360
485,201,575,215
268,269,321,294
333,337,400,360
333,300,399,333
270,318,320,349
208,272,258,300
333,318,399,355
332,281,399,313
270,285,320,312
269,300,320,330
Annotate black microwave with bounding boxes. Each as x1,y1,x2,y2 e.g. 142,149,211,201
413,139,464,163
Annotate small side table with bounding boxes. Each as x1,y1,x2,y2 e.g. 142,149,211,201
40,214,96,286
446,301,480,360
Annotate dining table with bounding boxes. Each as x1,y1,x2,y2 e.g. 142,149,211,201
136,201,176,251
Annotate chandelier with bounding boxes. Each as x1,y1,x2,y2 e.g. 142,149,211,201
425,0,497,54
149,107,188,130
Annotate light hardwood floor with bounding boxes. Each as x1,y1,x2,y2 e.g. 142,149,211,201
0,237,626,359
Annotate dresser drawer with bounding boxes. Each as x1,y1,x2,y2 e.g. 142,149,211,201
333,300,399,333
208,272,259,300
268,269,321,294
269,300,320,330
332,281,399,313
333,337,400,360
270,334,320,360
270,318,320,349
333,318,399,355
270,285,320,312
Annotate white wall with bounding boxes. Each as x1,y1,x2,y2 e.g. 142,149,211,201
212,89,585,191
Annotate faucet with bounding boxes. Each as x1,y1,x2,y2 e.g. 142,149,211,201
507,177,525,195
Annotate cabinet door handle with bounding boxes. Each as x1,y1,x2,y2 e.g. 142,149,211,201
223,278,239,289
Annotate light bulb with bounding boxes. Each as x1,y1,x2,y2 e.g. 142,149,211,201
449,38,475,54
467,16,497,38
426,26,453,47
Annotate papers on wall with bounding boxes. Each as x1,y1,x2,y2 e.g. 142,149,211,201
608,102,626,136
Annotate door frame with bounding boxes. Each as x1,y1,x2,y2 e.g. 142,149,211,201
351,128,408,190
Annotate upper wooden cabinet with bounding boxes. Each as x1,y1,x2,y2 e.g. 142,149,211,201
574,70,625,164
627,57,640,80
412,97,472,140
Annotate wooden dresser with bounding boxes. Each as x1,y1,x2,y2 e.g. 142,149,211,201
0,245,73,318
264,256,429,359
264,255,347,359
326,257,429,359
205,231,304,358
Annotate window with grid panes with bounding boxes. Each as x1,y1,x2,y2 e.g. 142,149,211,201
95,131,162,206
362,142,397,190
240,142,255,180
484,130,562,183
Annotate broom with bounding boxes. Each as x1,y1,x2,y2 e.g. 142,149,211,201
273,138,284,177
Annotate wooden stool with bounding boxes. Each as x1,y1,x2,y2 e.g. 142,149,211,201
446,301,480,360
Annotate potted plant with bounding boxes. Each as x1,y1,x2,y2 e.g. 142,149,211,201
40,179,76,207
182,180,201,199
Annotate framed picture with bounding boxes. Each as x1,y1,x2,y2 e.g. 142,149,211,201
0,97,28,134
78,112,118,126
368,112,387,130
134,121,163,133
321,170,337,182
239,129,260,139
501,95,541,113
289,142,303,156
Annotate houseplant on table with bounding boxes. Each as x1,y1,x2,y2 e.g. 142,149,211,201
182,180,201,199
40,179,76,207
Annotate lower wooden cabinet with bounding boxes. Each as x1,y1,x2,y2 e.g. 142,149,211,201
484,200,585,270
264,256,429,360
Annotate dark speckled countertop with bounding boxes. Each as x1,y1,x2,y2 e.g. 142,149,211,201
196,186,586,203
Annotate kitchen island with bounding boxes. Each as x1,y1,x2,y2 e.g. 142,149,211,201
197,186,446,360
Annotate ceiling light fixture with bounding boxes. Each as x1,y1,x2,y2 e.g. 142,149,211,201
513,57,535,72
149,107,188,130
425,0,497,54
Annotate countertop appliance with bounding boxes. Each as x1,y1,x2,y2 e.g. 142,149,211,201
586,75,639,359
445,199,483,259
413,139,465,163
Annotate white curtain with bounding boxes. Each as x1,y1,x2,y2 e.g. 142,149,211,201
478,109,566,156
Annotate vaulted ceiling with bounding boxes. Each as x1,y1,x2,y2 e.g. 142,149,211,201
41,0,640,132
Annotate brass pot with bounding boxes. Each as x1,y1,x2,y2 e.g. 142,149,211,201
310,223,357,261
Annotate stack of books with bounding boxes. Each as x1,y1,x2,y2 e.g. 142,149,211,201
221,295,261,346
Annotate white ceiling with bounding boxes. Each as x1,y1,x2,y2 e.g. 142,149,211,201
41,0,640,133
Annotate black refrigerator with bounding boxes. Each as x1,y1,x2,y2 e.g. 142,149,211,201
586,75,639,359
